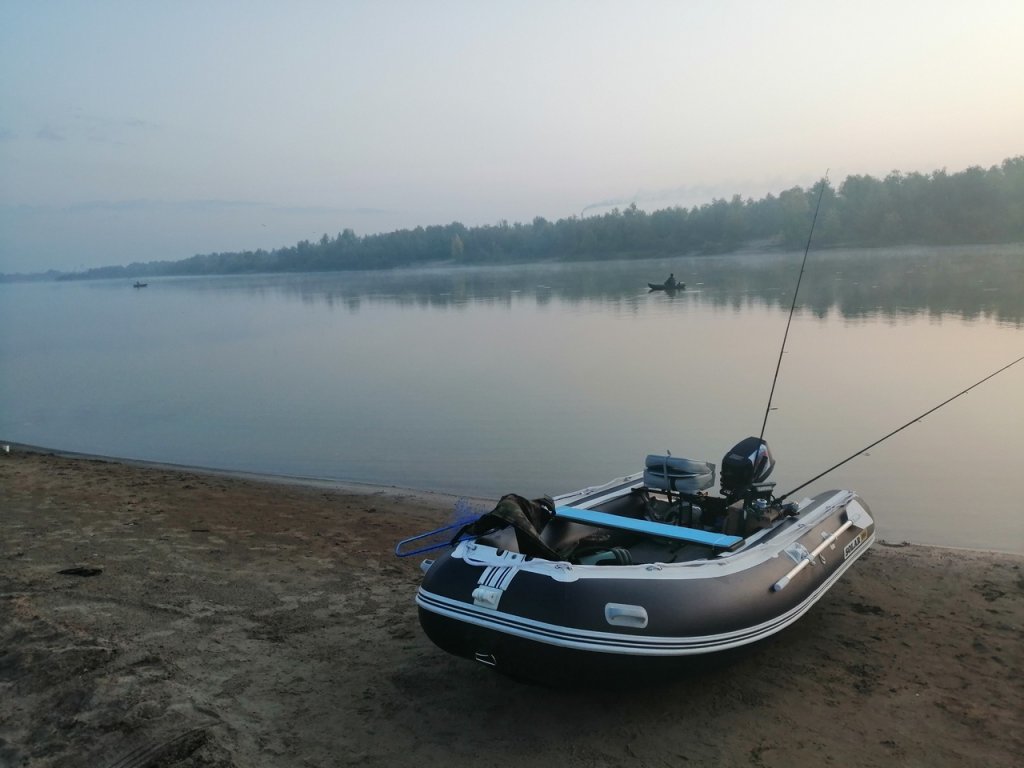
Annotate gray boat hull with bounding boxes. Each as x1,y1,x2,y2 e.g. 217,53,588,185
416,483,874,679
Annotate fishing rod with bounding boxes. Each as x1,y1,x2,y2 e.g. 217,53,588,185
759,171,829,443
776,354,1024,502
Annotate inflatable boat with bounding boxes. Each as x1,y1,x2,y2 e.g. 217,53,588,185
403,437,875,679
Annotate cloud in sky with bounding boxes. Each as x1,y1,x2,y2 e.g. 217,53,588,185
1,1,1022,273
34,127,65,142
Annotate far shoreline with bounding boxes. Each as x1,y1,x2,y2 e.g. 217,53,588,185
0,438,493,511
4,240,1024,284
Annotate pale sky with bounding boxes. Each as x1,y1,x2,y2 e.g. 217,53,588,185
1,0,1022,273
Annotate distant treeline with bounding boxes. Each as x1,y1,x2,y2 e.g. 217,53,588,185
61,156,1024,280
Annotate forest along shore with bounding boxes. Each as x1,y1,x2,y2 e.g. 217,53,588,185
1,447,1021,768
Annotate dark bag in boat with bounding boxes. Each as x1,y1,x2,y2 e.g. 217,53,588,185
453,493,559,560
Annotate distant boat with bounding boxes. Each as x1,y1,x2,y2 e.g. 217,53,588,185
648,280,684,292
133,281,148,288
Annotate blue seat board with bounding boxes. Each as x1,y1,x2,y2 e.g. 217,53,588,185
554,506,743,549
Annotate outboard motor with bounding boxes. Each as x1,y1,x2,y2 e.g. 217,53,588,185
720,437,775,499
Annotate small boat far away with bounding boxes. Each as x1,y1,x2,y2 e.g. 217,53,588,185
399,437,875,682
133,281,148,288
648,280,684,292
648,273,684,292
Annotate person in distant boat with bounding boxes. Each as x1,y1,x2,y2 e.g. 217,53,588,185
665,273,676,289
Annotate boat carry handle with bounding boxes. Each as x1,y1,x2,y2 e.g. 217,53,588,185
605,603,649,629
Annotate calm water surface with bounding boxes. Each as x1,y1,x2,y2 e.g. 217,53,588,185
2,245,1022,552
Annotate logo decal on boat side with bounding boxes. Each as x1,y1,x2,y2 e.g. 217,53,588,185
477,551,523,592
843,533,865,560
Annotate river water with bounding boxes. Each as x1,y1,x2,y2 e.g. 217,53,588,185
2,245,1022,552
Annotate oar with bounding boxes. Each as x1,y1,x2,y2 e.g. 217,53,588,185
771,506,867,592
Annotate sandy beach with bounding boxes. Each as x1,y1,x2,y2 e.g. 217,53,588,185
1,446,1021,767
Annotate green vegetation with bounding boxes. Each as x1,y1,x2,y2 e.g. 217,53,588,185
63,156,1024,280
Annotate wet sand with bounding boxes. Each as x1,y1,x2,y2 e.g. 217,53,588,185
1,447,1021,767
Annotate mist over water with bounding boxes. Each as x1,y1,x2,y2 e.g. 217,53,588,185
1,245,1022,552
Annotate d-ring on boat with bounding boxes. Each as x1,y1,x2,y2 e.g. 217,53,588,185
402,437,875,680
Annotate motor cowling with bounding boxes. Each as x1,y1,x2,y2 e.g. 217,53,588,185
720,437,774,496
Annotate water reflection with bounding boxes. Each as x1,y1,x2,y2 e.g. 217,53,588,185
150,244,1024,324
4,245,1022,551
